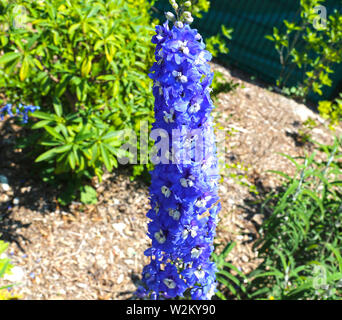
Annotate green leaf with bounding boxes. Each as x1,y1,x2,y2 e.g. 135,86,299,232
33,111,57,121
0,52,21,65
100,143,111,171
81,56,92,77
31,120,52,129
217,269,241,287
267,170,292,181
325,243,342,273
97,75,117,81
215,290,227,300
0,241,9,254
35,144,72,162
55,75,72,98
80,185,98,205
19,58,29,81
0,260,10,278
35,148,58,162
68,151,76,169
53,99,63,117
44,126,64,141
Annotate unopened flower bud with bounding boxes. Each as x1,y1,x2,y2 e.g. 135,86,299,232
184,16,194,24
165,11,176,22
184,1,191,7
175,21,183,28
171,1,179,10
183,11,191,18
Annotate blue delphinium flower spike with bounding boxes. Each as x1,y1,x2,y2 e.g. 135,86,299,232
138,2,221,300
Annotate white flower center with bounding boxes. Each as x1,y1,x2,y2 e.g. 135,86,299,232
191,247,202,258
161,186,171,198
182,229,189,240
195,196,211,208
180,75,188,83
172,71,187,83
154,230,166,244
163,108,175,123
168,208,181,220
180,178,194,188
194,269,205,279
163,278,176,289
178,41,189,55
189,103,200,113
190,226,198,238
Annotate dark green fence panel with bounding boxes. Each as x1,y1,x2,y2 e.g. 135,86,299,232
152,0,342,103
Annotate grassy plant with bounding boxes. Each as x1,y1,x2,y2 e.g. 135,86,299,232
247,137,342,300
212,242,247,300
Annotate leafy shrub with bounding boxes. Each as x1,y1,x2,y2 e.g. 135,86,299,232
318,93,342,125
0,0,156,203
266,0,342,100
248,137,342,300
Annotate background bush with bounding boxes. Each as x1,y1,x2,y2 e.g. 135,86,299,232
318,93,342,125
0,0,156,204
266,0,342,101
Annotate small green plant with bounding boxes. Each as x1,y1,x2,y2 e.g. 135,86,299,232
266,0,342,100
23,105,131,205
318,93,342,125
280,86,306,100
247,137,342,300
0,239,14,299
205,25,233,58
212,242,247,300
0,240,12,283
211,70,240,98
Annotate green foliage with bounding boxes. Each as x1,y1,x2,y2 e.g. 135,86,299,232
0,240,12,281
247,137,342,300
212,242,247,300
0,0,156,204
318,93,342,125
185,0,210,18
211,70,240,98
0,239,13,292
0,238,20,300
80,185,98,205
205,25,233,58
266,0,342,100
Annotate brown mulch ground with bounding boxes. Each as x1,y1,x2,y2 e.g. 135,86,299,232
0,62,341,299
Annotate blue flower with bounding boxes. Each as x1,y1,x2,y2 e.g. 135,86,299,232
0,104,14,120
138,11,220,300
0,103,40,123
17,104,40,123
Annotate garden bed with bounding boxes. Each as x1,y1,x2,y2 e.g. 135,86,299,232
0,62,340,299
